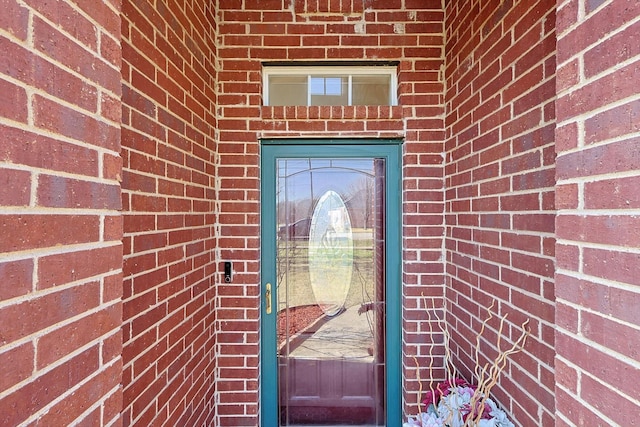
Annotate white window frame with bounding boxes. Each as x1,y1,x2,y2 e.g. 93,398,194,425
263,65,398,106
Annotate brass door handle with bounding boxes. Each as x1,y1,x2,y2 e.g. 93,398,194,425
265,283,272,314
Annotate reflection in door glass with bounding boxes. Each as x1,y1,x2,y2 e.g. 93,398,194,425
276,158,386,426
308,190,353,317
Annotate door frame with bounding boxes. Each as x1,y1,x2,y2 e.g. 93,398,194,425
259,138,402,426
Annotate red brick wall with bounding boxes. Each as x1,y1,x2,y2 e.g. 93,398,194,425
4,1,638,425
216,1,445,423
444,0,556,425
0,0,123,425
120,1,218,425
555,0,640,424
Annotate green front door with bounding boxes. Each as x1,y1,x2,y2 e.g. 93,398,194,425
260,139,401,426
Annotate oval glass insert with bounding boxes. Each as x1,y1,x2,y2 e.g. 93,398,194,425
308,190,354,316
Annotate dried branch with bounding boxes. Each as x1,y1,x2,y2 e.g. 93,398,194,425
410,298,531,427
413,355,423,415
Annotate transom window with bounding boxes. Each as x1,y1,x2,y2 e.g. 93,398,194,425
263,65,398,106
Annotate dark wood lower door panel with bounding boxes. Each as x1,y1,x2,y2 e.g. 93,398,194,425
279,357,384,425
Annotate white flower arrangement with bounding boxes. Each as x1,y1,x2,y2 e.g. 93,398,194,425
404,381,514,427
404,300,530,427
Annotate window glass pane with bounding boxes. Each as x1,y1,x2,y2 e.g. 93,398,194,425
310,75,348,106
352,75,390,106
264,67,396,106
269,75,307,106
310,77,345,95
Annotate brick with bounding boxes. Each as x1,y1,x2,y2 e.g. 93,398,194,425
132,338,168,379
555,243,580,271
0,258,33,299
1,214,100,252
513,213,554,233
513,79,555,117
511,249,554,278
123,170,156,193
502,231,541,253
130,304,168,337
0,1,124,426
103,272,123,305
0,33,66,97
586,0,607,13
102,386,124,425
0,168,30,206
105,0,590,425
502,109,542,139
581,374,637,427
131,107,166,138
130,69,167,109
557,138,640,179
555,356,578,392
0,77,28,122
37,175,121,210
558,214,640,248
584,247,640,286
33,95,119,150
37,303,121,367
557,0,638,64
0,342,34,391
584,99,640,145
130,193,168,212
555,121,578,152
0,126,100,176
33,16,118,93
582,311,639,361
556,275,640,325
514,32,555,77
104,214,123,242
122,86,157,119
556,0,578,36
513,124,555,154
556,385,609,426
555,300,579,334
0,281,101,342
0,348,99,426
512,290,554,322
101,92,122,123
512,168,555,191
556,58,579,93
0,0,29,40
502,151,541,175
37,245,122,289
123,252,158,280
100,26,122,69
25,0,102,48
556,60,640,121
123,214,156,234
584,20,640,78
584,175,640,209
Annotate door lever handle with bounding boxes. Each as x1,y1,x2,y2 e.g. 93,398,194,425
265,283,272,314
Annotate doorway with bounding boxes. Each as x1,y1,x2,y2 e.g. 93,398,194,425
260,140,401,426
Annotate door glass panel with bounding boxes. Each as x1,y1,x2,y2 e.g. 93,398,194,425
276,158,386,426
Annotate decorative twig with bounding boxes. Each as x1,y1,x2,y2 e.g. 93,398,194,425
413,355,423,415
424,294,437,409
410,298,531,427
467,315,530,426
474,300,495,382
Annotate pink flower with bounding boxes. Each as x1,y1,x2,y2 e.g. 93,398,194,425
422,378,474,407
461,401,493,421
